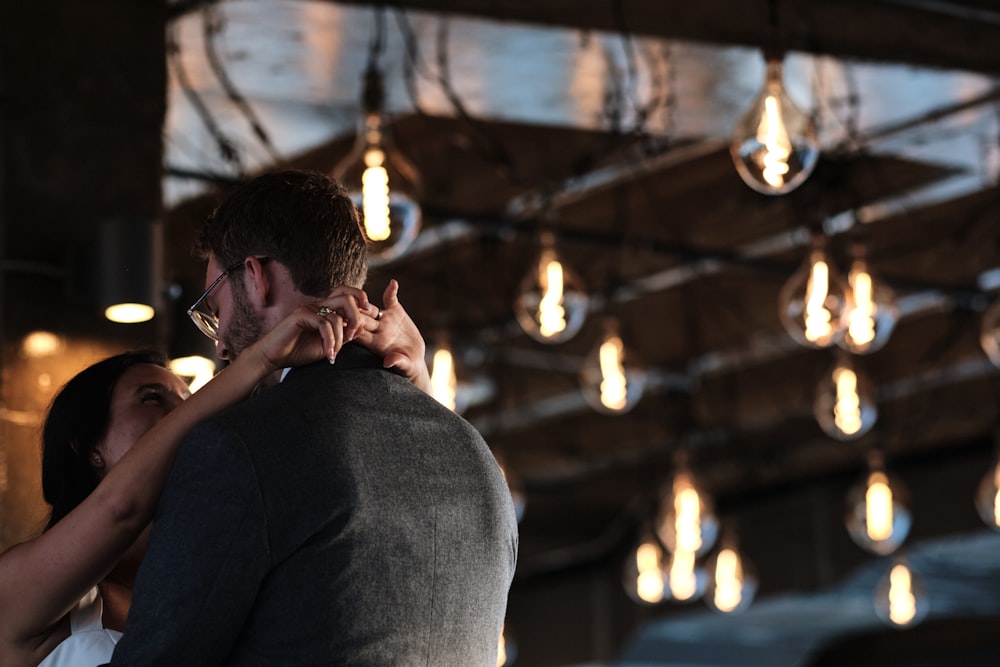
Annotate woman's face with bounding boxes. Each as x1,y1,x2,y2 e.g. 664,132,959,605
93,364,191,474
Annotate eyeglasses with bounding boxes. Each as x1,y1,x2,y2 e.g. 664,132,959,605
186,258,268,341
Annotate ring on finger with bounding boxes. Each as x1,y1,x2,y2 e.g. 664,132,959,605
317,306,333,318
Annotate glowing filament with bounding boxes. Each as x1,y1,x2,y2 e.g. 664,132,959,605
759,95,791,187
496,624,507,667
833,366,862,435
866,471,894,542
537,256,567,338
993,464,1000,527
361,148,391,241
804,258,833,343
430,347,457,411
888,564,917,626
635,541,665,603
599,334,627,410
713,548,744,613
669,549,697,601
848,265,877,347
674,486,703,553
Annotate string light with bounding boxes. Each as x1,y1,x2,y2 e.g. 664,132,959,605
622,531,666,605
513,232,589,344
705,533,757,615
655,468,719,558
665,547,707,602
981,298,1000,367
580,318,646,414
730,56,820,195
974,432,1000,531
429,340,459,412
496,622,517,666
332,64,422,265
845,451,911,556
779,234,848,349
814,352,877,441
839,245,899,354
497,460,526,525
874,559,928,628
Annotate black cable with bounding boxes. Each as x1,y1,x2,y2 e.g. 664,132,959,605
202,3,283,165
367,4,387,70
394,10,431,117
166,18,243,174
391,9,523,184
611,0,662,135
433,17,519,182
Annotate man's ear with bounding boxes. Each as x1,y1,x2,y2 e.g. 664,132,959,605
242,256,271,308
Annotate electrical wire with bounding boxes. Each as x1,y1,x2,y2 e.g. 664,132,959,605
166,17,244,175
393,9,520,184
201,2,283,165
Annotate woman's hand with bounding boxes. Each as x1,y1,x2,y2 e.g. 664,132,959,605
353,280,432,393
250,288,377,374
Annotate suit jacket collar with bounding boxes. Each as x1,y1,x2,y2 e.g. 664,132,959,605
281,342,384,385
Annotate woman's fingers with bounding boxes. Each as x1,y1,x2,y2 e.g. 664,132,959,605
329,285,378,318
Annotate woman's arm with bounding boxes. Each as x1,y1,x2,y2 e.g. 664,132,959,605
0,294,367,663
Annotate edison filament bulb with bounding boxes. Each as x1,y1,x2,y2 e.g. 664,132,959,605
730,57,820,195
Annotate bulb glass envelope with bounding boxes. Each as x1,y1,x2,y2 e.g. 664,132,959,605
845,462,912,556
730,58,820,195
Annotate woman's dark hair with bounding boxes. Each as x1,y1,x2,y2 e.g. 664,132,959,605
41,350,167,530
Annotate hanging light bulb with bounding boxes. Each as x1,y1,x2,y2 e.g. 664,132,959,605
428,336,462,413
778,234,849,349
814,351,878,441
873,559,929,629
705,533,758,615
622,530,667,605
513,231,589,344
845,451,912,556
655,468,719,558
974,433,1000,530
496,622,517,666
980,298,1000,368
838,245,899,354
975,458,1000,530
665,547,708,602
730,56,819,195
331,64,421,265
579,317,646,414
494,454,526,524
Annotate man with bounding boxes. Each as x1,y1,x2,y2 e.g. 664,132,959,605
108,170,518,665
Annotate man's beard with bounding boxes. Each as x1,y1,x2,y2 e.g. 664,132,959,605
221,279,264,360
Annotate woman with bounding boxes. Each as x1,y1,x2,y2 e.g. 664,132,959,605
0,281,427,667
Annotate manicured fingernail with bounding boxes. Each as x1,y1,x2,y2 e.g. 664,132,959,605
328,352,337,364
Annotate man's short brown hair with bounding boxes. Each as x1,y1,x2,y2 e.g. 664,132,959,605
195,170,368,296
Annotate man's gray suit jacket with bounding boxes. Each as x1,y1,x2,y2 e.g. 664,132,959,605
108,344,518,666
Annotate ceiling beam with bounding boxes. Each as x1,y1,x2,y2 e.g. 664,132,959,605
329,0,1000,74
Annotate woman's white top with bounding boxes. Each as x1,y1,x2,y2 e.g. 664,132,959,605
38,587,121,667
